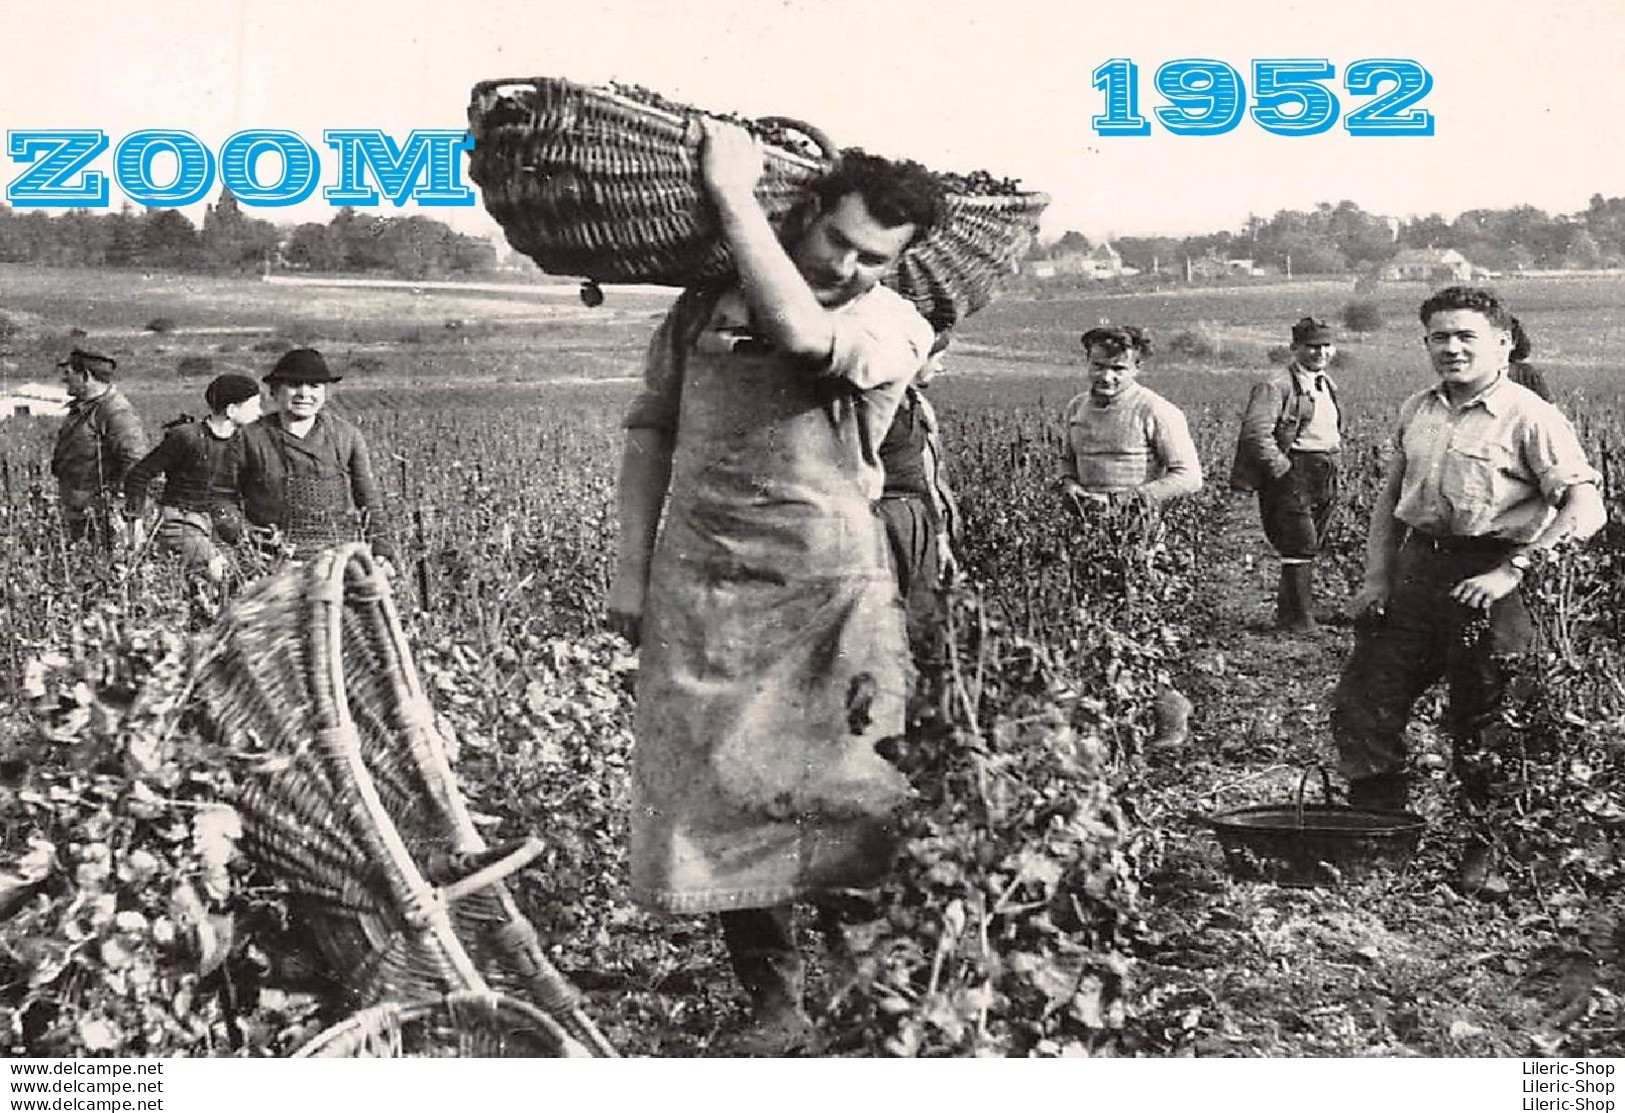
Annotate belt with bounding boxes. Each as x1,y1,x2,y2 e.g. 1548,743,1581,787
1287,447,1340,456
1405,528,1515,555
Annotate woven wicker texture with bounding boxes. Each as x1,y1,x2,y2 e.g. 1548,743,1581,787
294,992,585,1058
467,76,1049,331
190,544,613,1056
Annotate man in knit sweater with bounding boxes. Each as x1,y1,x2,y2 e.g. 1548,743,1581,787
1059,325,1202,508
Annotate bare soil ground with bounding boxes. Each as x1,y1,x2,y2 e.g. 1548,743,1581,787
549,492,1623,1059
1128,493,1618,1058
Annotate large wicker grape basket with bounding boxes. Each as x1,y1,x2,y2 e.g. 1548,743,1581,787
293,992,582,1058
190,544,614,1057
466,75,1049,331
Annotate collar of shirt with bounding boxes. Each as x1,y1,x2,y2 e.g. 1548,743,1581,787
269,411,327,441
1428,370,1511,415
1290,364,1329,392
1089,382,1148,409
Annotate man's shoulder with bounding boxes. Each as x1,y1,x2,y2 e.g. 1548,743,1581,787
1494,376,1560,418
96,389,140,420
1394,384,1441,426
846,284,932,339
238,416,283,449
1134,385,1189,420
1061,391,1092,417
1238,368,1289,403
164,421,206,448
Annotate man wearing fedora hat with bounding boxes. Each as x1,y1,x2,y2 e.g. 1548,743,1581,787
51,348,148,545
232,348,395,564
1230,316,1344,633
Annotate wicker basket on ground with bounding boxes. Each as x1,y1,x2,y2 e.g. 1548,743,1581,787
190,543,614,1057
466,76,1049,331
293,991,583,1058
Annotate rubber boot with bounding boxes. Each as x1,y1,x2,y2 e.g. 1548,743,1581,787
1347,770,1410,813
1275,561,1318,633
716,910,818,1057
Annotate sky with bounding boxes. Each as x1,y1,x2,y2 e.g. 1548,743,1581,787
4,0,1623,246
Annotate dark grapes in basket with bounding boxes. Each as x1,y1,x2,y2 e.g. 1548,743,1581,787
935,168,1028,197
480,79,1028,195
607,82,829,160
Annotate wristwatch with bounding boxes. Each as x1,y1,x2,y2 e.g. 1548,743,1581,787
1507,551,1534,576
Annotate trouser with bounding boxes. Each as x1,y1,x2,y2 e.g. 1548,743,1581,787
876,494,945,666
153,506,230,580
719,907,801,1011
61,491,117,549
1258,450,1340,560
718,895,875,1009
1330,533,1535,804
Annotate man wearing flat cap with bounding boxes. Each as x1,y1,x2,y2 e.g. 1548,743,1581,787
232,348,395,564
1230,316,1344,632
1058,324,1202,508
51,349,148,545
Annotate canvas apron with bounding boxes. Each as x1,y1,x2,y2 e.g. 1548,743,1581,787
629,333,914,914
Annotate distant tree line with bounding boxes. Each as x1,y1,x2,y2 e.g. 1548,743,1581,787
0,190,499,279
1031,194,1625,275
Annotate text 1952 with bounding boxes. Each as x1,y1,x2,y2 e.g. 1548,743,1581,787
1091,58,1434,137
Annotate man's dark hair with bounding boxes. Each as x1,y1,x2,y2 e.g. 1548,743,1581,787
1081,324,1153,360
1509,315,1532,362
1418,286,1512,331
809,149,944,246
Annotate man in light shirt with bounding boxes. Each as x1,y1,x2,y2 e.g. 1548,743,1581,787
1330,286,1605,892
1058,325,1202,509
1229,316,1343,633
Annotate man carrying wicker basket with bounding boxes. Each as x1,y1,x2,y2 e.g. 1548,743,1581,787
609,119,943,1056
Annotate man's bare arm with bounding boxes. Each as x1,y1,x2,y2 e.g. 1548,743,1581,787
1354,452,1407,616
698,120,833,360
1527,481,1606,549
607,428,676,647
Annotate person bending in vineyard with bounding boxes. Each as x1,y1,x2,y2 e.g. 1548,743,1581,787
1229,316,1344,633
1057,325,1202,510
878,329,959,669
1507,315,1555,404
51,348,148,547
123,374,262,583
607,119,942,1056
1332,286,1604,894
232,349,396,568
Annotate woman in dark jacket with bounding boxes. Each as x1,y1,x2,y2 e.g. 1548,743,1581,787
124,374,262,581
232,348,395,564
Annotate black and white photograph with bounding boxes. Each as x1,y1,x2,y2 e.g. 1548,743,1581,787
2,0,1623,1092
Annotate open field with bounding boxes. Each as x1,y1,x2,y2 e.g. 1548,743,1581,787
1,264,1623,1058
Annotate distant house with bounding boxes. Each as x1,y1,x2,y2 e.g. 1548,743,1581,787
0,382,70,419
1384,248,1474,282
1030,241,1138,280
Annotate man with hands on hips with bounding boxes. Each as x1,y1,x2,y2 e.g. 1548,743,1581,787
1330,286,1604,893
